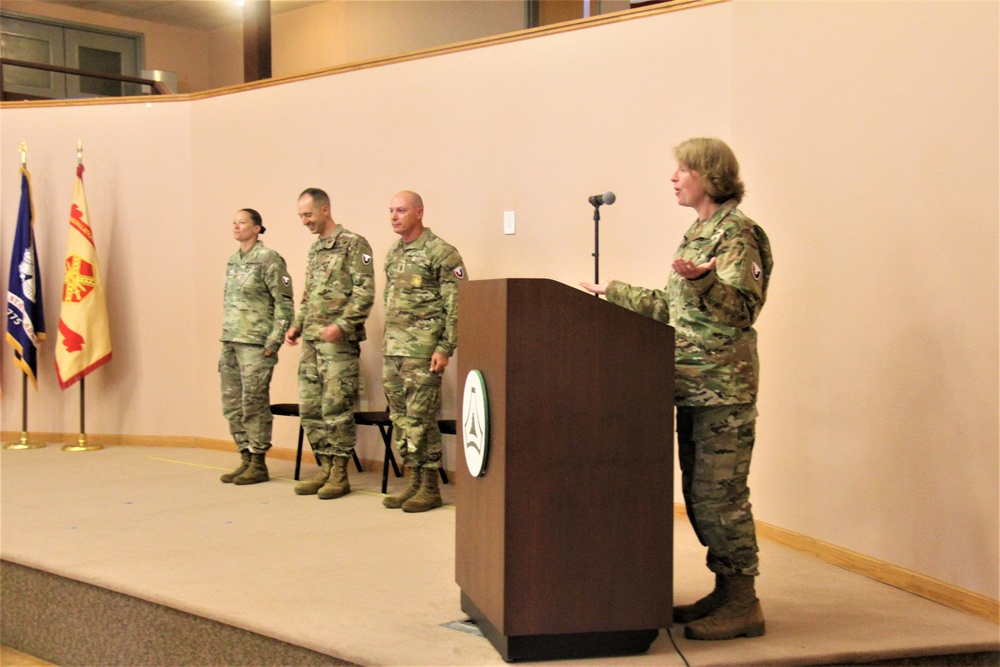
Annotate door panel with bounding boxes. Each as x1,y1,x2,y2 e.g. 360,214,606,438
0,16,67,98
64,27,140,97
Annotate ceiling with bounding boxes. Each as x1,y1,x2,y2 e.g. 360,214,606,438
37,0,326,31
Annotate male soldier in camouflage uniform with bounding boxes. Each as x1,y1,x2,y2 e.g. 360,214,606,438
284,188,375,499
220,208,294,485
582,138,773,641
381,190,467,513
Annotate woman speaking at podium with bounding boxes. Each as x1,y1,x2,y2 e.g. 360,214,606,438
581,137,773,641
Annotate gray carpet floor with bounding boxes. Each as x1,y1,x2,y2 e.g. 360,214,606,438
1,445,997,666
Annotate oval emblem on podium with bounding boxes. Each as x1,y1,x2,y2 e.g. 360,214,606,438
462,370,489,477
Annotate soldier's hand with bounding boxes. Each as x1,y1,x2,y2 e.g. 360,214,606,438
673,256,716,280
320,324,344,343
264,349,275,358
285,326,301,346
430,352,449,373
579,282,607,295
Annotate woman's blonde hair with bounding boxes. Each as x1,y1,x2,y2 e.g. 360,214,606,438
674,137,745,204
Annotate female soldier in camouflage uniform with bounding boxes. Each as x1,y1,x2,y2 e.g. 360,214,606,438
219,208,294,485
581,138,773,641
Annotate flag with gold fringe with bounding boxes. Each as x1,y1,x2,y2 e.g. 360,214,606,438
6,165,47,388
55,163,112,389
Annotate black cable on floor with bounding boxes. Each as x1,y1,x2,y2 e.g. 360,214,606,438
667,627,692,667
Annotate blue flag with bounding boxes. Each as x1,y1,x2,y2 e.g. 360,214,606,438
6,166,46,388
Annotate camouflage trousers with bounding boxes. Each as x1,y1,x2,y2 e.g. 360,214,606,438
677,403,760,577
298,339,360,458
219,342,277,453
383,356,443,470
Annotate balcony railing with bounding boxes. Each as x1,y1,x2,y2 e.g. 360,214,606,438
0,58,173,101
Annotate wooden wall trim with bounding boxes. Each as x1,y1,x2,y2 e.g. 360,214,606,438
0,431,366,466
672,504,999,624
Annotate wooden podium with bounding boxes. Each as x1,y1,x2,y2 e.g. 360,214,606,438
455,279,674,662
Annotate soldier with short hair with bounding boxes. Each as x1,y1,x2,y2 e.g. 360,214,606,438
381,190,467,513
285,188,375,499
219,208,294,485
581,137,773,641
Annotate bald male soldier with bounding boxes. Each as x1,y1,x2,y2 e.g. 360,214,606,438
285,188,375,500
381,190,467,512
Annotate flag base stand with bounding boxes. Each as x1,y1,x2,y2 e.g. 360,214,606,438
4,433,47,450
62,434,103,452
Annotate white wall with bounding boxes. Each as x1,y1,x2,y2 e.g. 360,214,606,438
191,0,530,91
1,100,196,434
2,0,997,600
270,0,527,79
730,0,999,595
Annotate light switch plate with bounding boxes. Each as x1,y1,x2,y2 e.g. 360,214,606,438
503,211,515,235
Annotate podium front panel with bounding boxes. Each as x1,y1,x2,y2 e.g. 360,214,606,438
456,279,673,644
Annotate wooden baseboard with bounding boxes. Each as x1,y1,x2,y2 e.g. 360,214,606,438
672,503,999,624
2,431,227,451
0,431,388,479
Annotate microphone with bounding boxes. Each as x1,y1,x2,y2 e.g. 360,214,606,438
588,191,616,207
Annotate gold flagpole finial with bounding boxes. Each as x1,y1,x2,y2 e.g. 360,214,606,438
77,140,83,165
19,141,27,166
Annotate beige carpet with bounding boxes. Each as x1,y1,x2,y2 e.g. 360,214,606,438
1,445,997,666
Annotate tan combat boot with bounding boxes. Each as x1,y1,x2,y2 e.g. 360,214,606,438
221,450,251,483
402,468,442,513
383,466,423,509
233,452,269,485
673,573,727,624
684,574,765,640
294,454,332,495
318,456,351,499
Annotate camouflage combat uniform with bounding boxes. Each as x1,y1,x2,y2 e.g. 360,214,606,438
606,200,773,577
293,225,375,458
382,228,467,470
220,240,294,454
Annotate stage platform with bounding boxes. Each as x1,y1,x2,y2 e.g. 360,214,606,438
1,445,997,666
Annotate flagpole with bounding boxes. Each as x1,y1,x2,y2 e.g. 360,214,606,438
62,141,102,453
4,142,47,451
3,374,47,450
62,377,101,451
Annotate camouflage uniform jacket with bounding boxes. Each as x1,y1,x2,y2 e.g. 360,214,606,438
606,201,773,407
383,227,467,358
291,225,375,342
221,241,294,352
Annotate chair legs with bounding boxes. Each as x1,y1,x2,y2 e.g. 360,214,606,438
378,423,448,493
293,425,362,481
275,404,445,492
380,424,402,495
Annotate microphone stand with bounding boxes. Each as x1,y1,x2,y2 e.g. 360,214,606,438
591,203,602,295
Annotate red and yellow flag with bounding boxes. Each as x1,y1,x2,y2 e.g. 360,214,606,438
55,164,112,389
